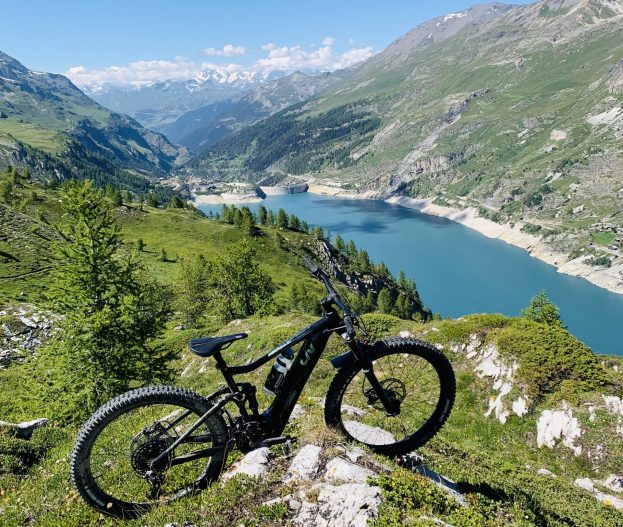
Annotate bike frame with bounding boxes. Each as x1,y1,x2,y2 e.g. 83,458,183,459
221,308,343,437
154,303,360,468
154,276,398,469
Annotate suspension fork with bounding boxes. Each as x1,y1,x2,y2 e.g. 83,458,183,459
348,339,400,416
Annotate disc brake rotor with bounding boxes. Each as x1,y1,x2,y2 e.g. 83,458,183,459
364,378,407,411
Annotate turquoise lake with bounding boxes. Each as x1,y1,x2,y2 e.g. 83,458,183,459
199,192,623,356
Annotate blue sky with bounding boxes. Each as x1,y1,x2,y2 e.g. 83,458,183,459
1,0,533,87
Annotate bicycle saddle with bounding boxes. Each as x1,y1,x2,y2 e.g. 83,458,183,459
188,333,247,357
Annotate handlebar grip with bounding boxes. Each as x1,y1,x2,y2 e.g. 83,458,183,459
303,256,319,274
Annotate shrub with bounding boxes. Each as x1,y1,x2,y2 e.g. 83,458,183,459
496,319,610,401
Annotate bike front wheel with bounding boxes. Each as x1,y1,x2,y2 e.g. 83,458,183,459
324,338,455,456
71,385,228,518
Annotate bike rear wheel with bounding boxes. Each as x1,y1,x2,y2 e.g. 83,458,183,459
324,338,455,456
71,385,228,518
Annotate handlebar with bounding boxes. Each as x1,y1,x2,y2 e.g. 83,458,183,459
303,257,356,339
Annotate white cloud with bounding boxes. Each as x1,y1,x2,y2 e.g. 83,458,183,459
322,36,336,46
66,41,374,88
253,42,373,73
332,46,374,69
202,44,247,57
65,58,198,87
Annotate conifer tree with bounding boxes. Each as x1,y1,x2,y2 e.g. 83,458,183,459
377,288,393,314
177,254,211,327
522,291,563,327
258,204,268,225
146,192,159,208
45,180,172,419
206,239,275,321
276,208,289,229
334,234,345,253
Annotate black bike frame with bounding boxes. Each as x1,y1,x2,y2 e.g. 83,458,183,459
155,294,394,468
213,307,344,437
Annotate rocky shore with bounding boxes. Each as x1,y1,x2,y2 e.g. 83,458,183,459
385,196,623,296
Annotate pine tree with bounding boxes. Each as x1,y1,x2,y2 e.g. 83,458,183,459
241,207,256,235
393,293,411,319
168,195,184,208
0,179,13,204
357,249,371,272
221,204,232,223
258,204,268,225
335,234,345,253
364,290,377,313
124,190,132,203
346,240,357,259
312,226,324,239
522,291,563,326
44,180,172,419
207,239,275,321
288,214,301,231
233,207,243,227
376,261,390,279
136,238,145,252
146,192,159,208
177,255,211,327
267,209,275,226
276,208,289,229
377,288,393,314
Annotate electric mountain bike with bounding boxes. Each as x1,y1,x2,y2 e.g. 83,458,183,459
71,258,455,517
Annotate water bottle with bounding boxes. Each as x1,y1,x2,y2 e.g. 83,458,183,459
263,348,294,396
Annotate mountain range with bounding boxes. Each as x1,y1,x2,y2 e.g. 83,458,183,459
0,50,188,194
185,0,623,264
163,70,349,152
1,0,623,274
85,68,285,132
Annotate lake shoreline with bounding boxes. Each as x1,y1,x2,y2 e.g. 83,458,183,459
193,187,623,296
306,186,623,296
383,196,623,296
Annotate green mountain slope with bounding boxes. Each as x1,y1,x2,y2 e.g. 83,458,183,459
186,0,623,261
0,51,188,179
166,71,347,152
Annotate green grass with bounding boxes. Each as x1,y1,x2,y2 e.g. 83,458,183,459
0,121,66,154
1,312,622,525
591,232,617,246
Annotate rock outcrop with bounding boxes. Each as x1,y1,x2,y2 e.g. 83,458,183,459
221,441,465,526
0,305,58,368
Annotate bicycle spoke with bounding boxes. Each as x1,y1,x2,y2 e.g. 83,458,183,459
339,351,442,446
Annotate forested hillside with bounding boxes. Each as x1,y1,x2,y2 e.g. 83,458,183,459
0,51,187,195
